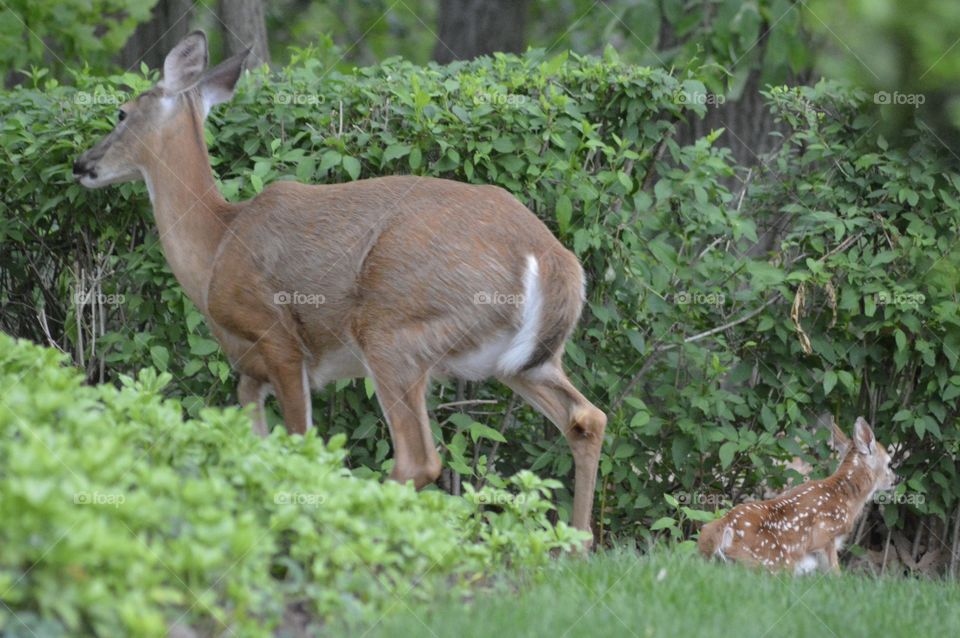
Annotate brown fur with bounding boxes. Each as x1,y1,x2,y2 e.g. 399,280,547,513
74,31,607,541
698,417,896,573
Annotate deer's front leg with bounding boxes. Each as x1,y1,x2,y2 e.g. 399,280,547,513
824,542,840,573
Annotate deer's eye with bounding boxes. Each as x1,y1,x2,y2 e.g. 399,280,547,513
118,110,127,123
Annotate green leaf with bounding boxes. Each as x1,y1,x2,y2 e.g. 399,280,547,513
492,137,515,153
319,150,342,173
893,409,912,422
718,441,737,469
614,442,635,459
760,405,777,430
342,156,362,180
837,370,855,393
469,422,506,443
149,345,169,371
650,517,676,531
409,146,422,170
383,144,410,163
681,507,716,522
823,370,838,396
189,338,219,356
630,410,650,428
894,329,907,352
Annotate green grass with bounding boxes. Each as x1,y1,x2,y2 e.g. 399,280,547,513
340,549,960,638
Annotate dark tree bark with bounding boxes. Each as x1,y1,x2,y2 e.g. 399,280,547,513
117,0,194,72
218,0,270,68
681,67,814,258
433,0,529,63
656,5,813,257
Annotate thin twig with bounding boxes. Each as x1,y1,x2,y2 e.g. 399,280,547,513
821,230,863,261
683,293,782,345
435,399,499,410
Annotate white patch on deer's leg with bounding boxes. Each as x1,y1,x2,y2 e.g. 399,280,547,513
301,361,313,430
499,255,543,374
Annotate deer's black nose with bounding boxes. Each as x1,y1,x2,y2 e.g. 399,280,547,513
73,158,95,179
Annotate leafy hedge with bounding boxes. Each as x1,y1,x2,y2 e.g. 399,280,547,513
0,334,586,636
1,50,958,551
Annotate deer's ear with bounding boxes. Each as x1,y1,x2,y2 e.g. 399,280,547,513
853,417,876,455
828,417,850,456
197,50,248,117
162,31,209,94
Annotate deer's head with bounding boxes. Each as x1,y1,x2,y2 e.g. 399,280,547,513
73,31,247,188
835,416,897,495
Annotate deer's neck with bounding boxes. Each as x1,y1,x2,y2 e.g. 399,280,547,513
832,454,875,514
141,105,234,314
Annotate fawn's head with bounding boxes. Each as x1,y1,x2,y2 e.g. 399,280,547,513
833,416,897,494
73,31,247,188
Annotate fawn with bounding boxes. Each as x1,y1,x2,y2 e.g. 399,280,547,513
698,417,896,573
73,31,606,540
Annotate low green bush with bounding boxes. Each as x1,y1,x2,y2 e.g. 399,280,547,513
0,334,586,637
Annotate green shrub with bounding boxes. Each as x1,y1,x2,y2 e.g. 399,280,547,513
1,50,957,549
0,334,586,636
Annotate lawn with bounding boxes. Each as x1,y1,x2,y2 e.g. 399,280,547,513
343,549,960,638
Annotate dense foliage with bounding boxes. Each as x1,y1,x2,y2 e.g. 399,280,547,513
0,334,585,636
1,50,958,553
0,0,155,78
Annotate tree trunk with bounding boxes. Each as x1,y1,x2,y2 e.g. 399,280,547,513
433,0,529,63
218,0,270,68
117,0,194,72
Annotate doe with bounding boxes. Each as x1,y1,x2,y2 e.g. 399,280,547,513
73,31,607,538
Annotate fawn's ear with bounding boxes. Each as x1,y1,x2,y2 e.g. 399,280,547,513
828,417,850,456
197,50,249,117
853,417,876,455
162,31,209,94
720,526,734,551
